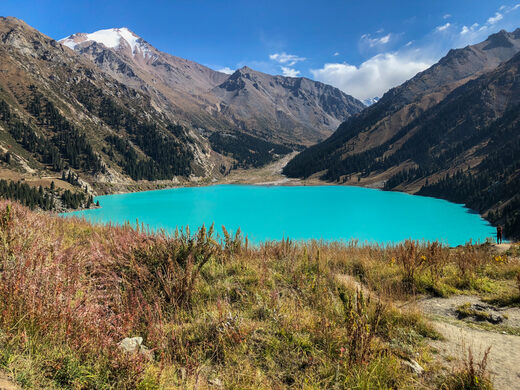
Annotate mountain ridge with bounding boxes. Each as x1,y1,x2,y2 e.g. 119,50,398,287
283,28,520,237
59,27,365,147
0,16,365,195
0,16,222,190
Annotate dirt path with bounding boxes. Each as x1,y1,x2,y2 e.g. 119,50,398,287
219,151,328,186
220,151,301,185
0,372,19,390
430,322,520,389
495,242,513,253
417,296,520,389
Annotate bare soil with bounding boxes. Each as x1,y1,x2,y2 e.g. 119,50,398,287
0,372,19,390
417,295,520,389
219,152,320,185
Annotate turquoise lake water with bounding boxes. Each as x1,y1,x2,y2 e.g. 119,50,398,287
65,185,495,246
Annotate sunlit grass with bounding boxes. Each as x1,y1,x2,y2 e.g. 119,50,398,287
0,200,516,388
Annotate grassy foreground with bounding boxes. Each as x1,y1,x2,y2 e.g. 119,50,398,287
0,201,519,389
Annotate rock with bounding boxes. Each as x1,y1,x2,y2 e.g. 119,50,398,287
209,378,223,387
403,359,424,375
118,337,154,360
456,303,504,324
119,336,143,352
488,314,504,324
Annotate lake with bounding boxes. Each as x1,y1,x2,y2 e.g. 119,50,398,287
66,185,495,246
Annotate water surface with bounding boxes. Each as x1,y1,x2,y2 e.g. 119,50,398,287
66,185,494,246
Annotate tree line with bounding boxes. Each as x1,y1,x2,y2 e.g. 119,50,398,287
26,88,105,173
74,80,193,180
0,179,94,210
209,131,292,168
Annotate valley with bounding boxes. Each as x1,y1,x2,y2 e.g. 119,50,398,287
0,3,519,389
284,29,520,239
0,16,365,211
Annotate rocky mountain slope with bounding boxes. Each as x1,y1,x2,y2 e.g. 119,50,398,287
60,28,364,147
284,29,520,238
0,17,363,198
211,66,365,145
0,17,220,194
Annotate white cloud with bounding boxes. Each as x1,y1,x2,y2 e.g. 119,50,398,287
311,53,431,100
487,12,503,24
436,22,451,32
443,14,452,19
217,67,234,74
269,52,306,66
460,23,480,35
333,52,340,56
378,34,391,44
309,3,519,101
281,67,301,77
454,1,518,46
361,33,392,47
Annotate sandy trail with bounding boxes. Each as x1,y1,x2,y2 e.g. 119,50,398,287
220,151,305,185
495,242,513,252
417,295,520,389
430,321,520,389
0,372,19,390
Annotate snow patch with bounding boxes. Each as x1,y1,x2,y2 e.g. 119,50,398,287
362,97,380,106
61,39,78,50
60,27,153,58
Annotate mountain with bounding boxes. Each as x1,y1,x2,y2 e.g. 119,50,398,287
284,29,520,238
60,28,229,121
0,17,220,193
285,29,520,174
60,28,364,148
212,66,365,145
362,97,379,106
0,16,363,197
411,52,520,237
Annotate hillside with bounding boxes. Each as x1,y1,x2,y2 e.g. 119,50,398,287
211,66,365,145
284,29,520,238
0,16,228,198
0,17,366,194
60,28,364,148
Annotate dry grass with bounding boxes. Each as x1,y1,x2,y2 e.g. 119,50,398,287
440,347,493,390
0,201,517,388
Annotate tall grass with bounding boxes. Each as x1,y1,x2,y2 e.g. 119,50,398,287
441,347,493,390
0,201,516,388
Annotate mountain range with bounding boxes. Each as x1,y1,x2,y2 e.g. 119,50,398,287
0,17,363,191
0,16,519,237
60,27,364,147
0,17,210,186
283,28,520,238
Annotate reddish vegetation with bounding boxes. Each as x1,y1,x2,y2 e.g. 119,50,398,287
0,200,517,388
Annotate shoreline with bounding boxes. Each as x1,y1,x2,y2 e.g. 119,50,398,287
65,183,496,248
7,152,497,236
88,174,494,235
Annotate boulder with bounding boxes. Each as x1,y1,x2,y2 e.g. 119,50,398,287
118,337,153,360
403,359,424,375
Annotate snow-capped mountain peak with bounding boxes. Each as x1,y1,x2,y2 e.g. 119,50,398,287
362,97,380,106
60,27,153,59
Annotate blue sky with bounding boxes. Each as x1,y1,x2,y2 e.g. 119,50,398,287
1,0,519,99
